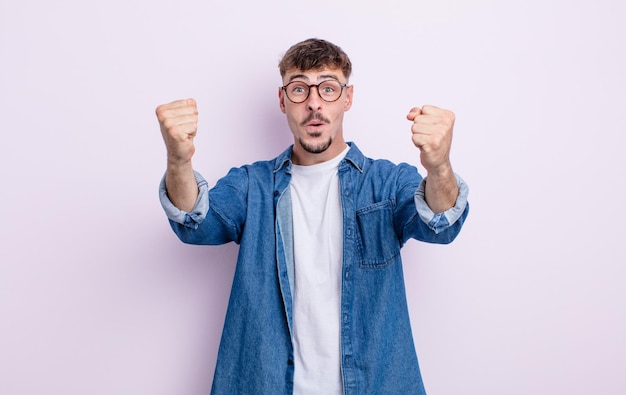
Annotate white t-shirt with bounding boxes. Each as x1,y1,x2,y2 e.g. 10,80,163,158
290,146,349,394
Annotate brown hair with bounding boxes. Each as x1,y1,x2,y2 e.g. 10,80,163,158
279,38,352,80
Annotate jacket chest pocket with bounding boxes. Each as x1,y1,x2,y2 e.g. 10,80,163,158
355,200,401,268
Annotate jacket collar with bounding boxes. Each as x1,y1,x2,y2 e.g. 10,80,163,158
273,142,365,173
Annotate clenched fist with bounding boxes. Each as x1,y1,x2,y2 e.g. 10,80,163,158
407,105,455,175
156,98,199,165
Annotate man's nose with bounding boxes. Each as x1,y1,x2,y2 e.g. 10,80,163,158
306,86,323,111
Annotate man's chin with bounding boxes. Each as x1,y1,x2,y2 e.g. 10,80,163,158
299,137,332,154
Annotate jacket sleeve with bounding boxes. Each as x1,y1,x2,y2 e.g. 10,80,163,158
397,168,469,245
159,168,248,245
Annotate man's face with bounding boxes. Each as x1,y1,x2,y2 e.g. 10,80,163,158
279,67,353,165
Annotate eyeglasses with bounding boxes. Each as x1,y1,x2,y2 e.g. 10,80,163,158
281,80,348,103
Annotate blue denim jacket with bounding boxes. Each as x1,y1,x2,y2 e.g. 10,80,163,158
159,143,469,394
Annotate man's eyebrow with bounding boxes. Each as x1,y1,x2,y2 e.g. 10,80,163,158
288,74,309,82
287,73,342,83
319,74,341,81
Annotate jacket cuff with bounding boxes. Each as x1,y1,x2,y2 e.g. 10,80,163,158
414,174,469,234
159,171,209,228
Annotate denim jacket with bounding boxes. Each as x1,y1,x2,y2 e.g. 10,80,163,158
159,143,469,394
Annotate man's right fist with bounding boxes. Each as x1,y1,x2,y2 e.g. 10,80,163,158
156,98,198,164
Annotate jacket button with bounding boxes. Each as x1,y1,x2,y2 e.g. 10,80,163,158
274,190,279,196
287,358,293,365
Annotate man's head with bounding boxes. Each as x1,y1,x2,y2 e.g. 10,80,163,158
278,39,354,165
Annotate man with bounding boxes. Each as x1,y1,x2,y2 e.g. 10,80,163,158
157,38,469,394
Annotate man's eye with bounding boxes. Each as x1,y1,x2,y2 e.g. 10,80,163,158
292,86,307,94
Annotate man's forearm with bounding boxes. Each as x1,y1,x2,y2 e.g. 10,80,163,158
165,160,198,213
424,165,458,214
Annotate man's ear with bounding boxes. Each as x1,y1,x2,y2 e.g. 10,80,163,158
278,87,286,113
344,85,354,111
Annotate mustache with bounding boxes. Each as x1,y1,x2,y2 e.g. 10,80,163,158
301,113,330,126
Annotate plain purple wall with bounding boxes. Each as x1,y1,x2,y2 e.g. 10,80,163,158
1,0,625,394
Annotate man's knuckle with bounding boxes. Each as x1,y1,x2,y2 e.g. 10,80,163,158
155,104,169,118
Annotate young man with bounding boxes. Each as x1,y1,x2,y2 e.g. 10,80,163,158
157,38,469,394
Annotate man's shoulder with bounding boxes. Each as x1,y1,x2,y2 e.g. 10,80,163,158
225,146,292,172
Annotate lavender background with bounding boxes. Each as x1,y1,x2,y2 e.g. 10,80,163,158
1,0,624,394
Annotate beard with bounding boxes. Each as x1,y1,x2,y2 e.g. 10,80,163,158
298,135,333,154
